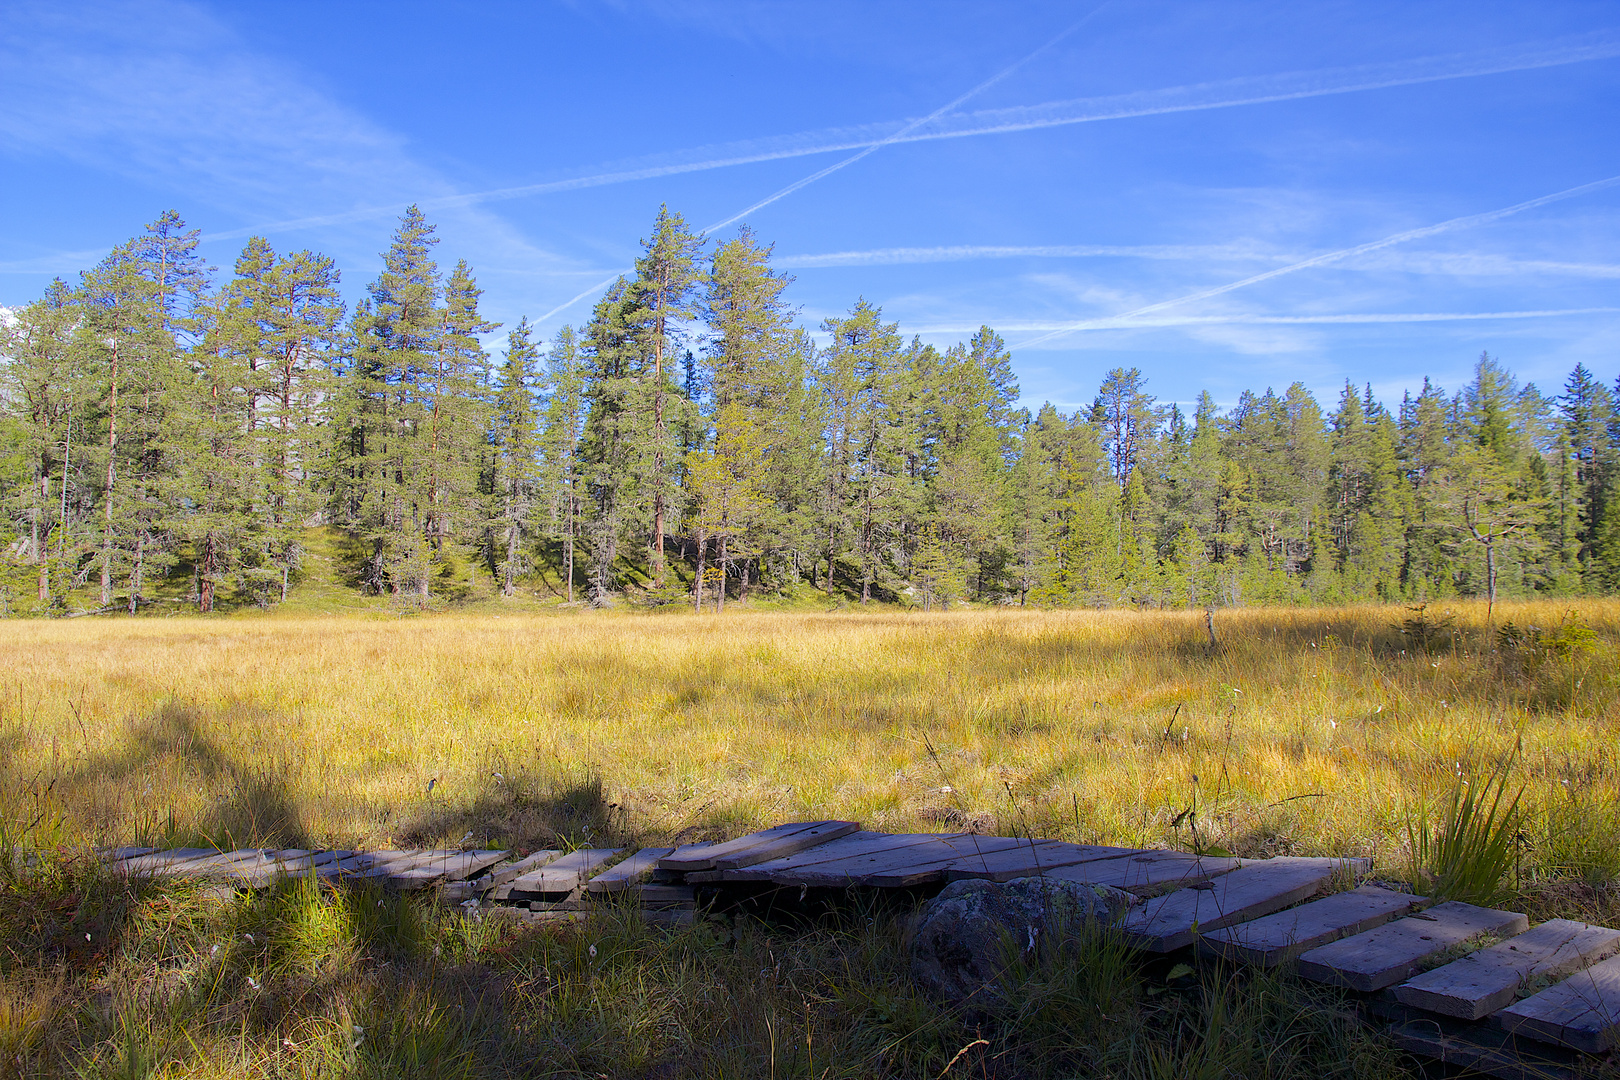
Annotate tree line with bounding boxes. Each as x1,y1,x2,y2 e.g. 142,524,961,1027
2,206,1616,615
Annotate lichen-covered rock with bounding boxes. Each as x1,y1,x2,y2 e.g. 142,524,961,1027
909,876,1134,1007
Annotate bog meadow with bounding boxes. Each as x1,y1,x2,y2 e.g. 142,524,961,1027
3,210,1620,1078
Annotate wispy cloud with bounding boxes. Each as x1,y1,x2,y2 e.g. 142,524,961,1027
0,0,580,287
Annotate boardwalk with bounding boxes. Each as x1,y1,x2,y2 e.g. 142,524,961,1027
105,823,1620,1080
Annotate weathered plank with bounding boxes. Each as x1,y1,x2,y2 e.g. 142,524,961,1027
1198,885,1426,967
323,850,428,879
587,848,673,893
685,831,962,884
710,821,859,870
1042,850,1242,894
764,834,993,887
119,848,223,875
1496,950,1620,1053
508,848,623,896
179,849,284,876
654,822,842,874
860,836,1057,888
633,884,696,909
1297,901,1530,992
943,842,1143,883
449,849,563,902
1119,857,1350,953
212,849,316,886
1394,919,1620,1020
104,846,159,863
371,850,512,890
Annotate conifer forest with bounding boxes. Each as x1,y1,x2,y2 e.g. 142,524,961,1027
1,207,1611,616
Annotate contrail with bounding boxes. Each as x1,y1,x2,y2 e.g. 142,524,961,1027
774,243,1290,268
701,7,1106,234
916,307,1620,337
539,10,1108,325
1015,173,1620,347
194,29,1620,249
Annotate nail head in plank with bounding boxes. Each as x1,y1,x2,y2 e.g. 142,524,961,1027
1198,885,1427,968
509,848,623,895
1496,950,1620,1053
709,821,859,870
1297,901,1530,992
1120,857,1348,953
944,843,1142,883
587,848,673,893
687,832,963,884
1395,919,1620,1020
658,822,852,872
1043,851,1242,894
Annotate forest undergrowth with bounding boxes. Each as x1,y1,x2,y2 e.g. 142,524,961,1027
2,602,1618,1077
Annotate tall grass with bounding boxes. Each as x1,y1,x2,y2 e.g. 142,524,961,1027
2,600,1615,1077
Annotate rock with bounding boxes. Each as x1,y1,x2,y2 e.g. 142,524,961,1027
909,876,1134,1007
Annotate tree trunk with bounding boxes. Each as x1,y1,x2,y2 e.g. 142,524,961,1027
101,344,119,608
718,535,727,614
198,533,215,613
1486,539,1497,625
694,535,706,613
128,535,144,616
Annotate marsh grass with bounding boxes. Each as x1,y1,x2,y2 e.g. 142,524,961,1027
1406,751,1525,904
1,601,1618,1075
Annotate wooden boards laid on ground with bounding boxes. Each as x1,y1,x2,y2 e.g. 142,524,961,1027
1119,857,1362,953
1297,900,1531,992
1199,885,1426,967
1496,951,1620,1053
1393,919,1620,1021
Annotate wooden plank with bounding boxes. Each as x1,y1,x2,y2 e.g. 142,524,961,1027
509,848,623,896
214,849,316,886
1395,919,1620,1020
633,885,696,909
859,836,1057,888
685,832,962,884
587,848,673,893
104,846,159,863
1043,850,1242,894
658,822,851,872
1198,885,1427,967
1385,1019,1581,1080
1119,857,1349,953
323,850,427,879
454,849,563,902
943,842,1143,883
710,821,859,870
118,848,219,875
366,850,511,890
1496,950,1620,1053
1297,901,1530,992
766,834,993,887
173,849,275,876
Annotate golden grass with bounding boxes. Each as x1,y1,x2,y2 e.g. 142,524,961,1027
3,600,1617,882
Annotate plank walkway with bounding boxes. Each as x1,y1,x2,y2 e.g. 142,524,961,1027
102,821,1620,1077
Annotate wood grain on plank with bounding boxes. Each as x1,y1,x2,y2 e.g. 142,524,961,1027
1119,857,1347,953
587,848,673,893
1496,950,1620,1053
658,822,842,872
372,850,512,889
687,832,961,884
860,836,1058,888
509,848,623,895
1043,851,1242,894
710,821,859,870
765,835,994,887
943,842,1141,883
1385,1019,1582,1080
1297,901,1530,992
118,848,218,875
1198,885,1426,967
1395,919,1620,1020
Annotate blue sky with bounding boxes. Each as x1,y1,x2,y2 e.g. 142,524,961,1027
2,0,1617,413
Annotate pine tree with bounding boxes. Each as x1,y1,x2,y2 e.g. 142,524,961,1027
538,325,586,602
491,318,542,596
